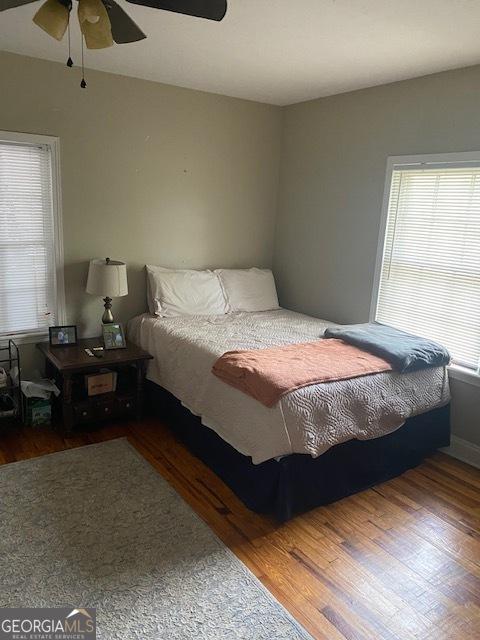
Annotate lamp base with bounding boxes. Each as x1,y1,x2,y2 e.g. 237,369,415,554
102,297,114,324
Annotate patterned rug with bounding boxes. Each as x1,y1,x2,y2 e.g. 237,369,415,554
0,438,311,639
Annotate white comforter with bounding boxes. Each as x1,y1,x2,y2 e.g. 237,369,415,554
128,309,450,464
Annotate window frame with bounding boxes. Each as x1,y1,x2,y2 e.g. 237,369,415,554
370,151,480,387
0,130,66,343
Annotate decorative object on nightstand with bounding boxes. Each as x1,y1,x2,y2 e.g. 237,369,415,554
49,325,78,346
102,323,126,349
37,337,152,435
86,257,128,324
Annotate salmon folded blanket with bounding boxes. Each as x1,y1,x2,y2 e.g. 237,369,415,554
212,338,393,407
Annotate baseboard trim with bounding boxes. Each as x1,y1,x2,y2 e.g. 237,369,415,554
442,436,480,469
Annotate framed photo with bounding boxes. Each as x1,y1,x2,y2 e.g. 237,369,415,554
49,325,78,347
102,323,126,350
48,324,77,347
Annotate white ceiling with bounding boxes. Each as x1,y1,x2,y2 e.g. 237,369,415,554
1,0,480,105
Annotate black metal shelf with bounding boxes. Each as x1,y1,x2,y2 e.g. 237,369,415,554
0,339,22,427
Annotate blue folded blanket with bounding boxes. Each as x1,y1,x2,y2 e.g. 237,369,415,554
323,323,450,373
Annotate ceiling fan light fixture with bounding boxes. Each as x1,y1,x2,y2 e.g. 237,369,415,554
4,0,227,90
78,0,113,48
33,0,70,41
78,0,101,23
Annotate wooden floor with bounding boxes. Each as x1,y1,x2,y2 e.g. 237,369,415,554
1,418,479,640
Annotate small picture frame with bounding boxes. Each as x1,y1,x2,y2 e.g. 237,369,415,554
49,325,78,347
102,323,126,350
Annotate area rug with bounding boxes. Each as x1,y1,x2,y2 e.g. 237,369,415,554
0,438,311,639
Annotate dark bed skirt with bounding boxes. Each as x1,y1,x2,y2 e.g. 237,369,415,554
146,382,451,521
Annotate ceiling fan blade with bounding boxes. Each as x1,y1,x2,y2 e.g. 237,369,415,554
0,0,37,11
102,0,146,44
124,0,227,22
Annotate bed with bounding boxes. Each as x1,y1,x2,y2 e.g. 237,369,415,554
128,309,450,520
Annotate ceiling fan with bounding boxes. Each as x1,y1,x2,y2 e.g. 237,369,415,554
0,0,227,86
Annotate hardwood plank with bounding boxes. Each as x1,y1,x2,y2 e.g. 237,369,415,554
1,419,479,640
429,452,480,487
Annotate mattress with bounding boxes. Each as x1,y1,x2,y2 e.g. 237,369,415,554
128,309,450,464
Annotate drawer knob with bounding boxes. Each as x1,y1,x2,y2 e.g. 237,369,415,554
82,411,87,417
104,407,110,413
126,403,130,408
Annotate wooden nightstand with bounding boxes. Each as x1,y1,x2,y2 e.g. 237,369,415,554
37,338,153,435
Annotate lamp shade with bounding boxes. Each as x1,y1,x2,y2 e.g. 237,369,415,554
86,258,128,297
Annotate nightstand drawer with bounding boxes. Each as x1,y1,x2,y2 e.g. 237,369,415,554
94,397,115,420
115,395,136,415
73,402,94,424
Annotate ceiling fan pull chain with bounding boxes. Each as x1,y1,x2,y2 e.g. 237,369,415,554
80,34,87,88
66,17,73,67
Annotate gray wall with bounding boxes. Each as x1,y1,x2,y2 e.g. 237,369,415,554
2,52,478,447
0,51,282,371
274,65,480,445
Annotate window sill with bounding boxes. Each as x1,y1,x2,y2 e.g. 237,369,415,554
448,364,480,388
0,331,48,347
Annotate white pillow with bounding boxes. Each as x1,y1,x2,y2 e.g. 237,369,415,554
215,268,279,312
147,265,203,314
146,265,227,317
146,265,180,314
146,266,161,314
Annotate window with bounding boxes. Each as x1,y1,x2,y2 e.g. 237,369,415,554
372,153,480,373
0,132,65,339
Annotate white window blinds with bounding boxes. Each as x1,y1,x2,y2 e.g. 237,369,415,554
0,140,57,337
375,164,480,371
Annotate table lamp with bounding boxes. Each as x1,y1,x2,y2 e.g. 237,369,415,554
86,257,128,324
